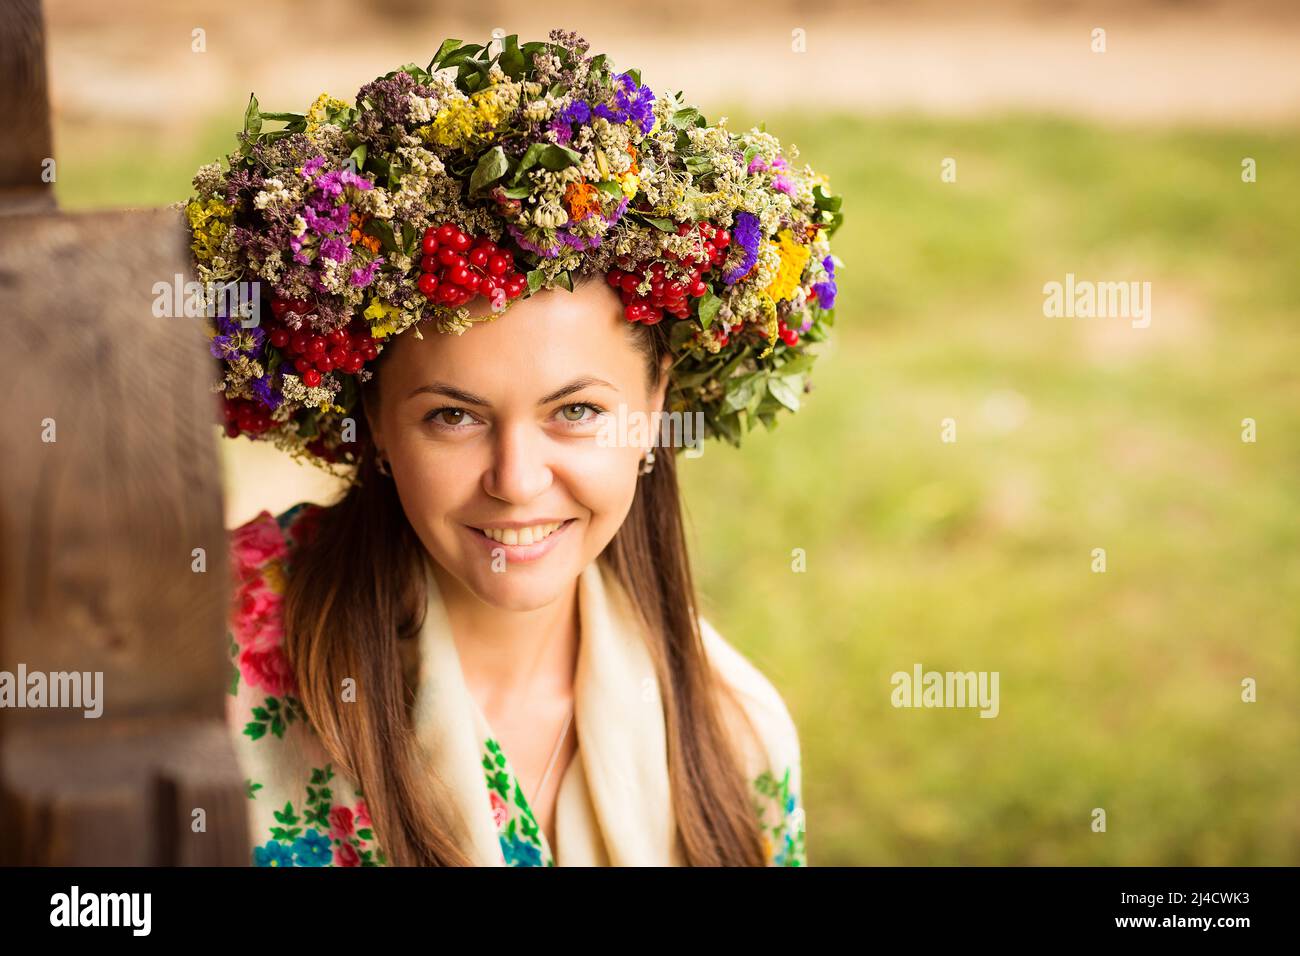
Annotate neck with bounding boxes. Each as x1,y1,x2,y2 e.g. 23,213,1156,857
429,561,581,715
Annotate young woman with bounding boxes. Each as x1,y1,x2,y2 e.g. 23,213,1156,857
202,30,839,866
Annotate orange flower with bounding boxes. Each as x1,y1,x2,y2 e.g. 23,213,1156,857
626,144,639,175
348,212,383,254
564,181,601,221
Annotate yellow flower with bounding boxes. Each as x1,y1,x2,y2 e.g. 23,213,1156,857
306,92,351,132
363,297,403,338
262,560,287,595
186,197,234,264
420,86,506,150
763,229,811,304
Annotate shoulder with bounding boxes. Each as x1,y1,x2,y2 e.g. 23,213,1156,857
699,615,807,866
226,502,324,703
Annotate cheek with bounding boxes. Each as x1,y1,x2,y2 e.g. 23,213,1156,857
557,443,642,529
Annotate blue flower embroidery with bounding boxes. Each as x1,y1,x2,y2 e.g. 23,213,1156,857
291,829,333,866
501,834,543,867
254,839,296,867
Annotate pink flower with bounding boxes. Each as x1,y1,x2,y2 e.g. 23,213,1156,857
334,842,361,867
229,513,288,580
330,805,355,840
355,800,372,829
239,646,297,696
490,791,509,830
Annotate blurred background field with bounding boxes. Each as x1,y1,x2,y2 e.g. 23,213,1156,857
47,0,1300,864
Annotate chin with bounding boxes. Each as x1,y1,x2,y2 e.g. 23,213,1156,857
467,574,576,613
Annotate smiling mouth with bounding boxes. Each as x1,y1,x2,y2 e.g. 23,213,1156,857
469,518,576,546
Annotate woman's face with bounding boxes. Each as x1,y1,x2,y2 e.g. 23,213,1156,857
367,278,672,612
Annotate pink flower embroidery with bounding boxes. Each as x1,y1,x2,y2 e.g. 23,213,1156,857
238,646,296,697
330,805,355,840
334,842,361,867
355,799,372,829
230,512,288,577
490,791,509,830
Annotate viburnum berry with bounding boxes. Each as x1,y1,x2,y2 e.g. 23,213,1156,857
417,222,527,311
262,303,381,385
222,396,273,437
606,219,734,326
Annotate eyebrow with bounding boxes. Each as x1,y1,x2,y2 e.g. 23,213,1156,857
406,376,619,406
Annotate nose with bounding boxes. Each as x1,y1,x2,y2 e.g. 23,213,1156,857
481,419,554,504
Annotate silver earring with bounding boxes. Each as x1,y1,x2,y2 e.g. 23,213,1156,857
375,455,391,477
638,448,656,476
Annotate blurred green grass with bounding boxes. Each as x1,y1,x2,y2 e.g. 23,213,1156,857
57,110,1300,864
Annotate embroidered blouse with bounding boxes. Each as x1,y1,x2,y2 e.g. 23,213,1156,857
225,502,806,867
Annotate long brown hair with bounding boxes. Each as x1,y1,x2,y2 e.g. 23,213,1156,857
281,281,767,865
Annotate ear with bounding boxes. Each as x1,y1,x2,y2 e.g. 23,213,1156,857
650,352,674,416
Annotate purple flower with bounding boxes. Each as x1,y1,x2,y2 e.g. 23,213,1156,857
350,257,384,287
593,72,656,134
506,223,561,259
723,211,762,285
210,314,265,361
549,99,594,144
772,175,795,196
319,237,350,262
812,254,837,309
605,194,629,227
250,372,283,410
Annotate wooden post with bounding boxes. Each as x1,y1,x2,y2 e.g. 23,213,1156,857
0,1,249,866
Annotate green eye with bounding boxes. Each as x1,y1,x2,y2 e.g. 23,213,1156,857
560,404,590,422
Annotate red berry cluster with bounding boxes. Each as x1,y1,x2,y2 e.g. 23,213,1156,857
776,317,802,347
605,221,731,325
264,297,380,388
417,223,528,309
221,397,272,437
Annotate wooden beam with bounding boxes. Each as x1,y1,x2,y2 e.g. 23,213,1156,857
0,0,55,211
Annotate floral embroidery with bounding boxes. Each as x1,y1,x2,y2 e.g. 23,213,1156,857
229,502,803,867
753,766,806,866
248,764,386,868
482,737,554,867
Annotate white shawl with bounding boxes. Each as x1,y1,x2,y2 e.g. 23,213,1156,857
225,505,805,867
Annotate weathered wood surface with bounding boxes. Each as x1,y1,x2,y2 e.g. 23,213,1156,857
0,207,247,863
0,0,55,212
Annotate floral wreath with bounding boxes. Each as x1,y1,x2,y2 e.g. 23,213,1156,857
185,29,843,472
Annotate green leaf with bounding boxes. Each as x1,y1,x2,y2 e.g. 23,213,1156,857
243,94,262,137
554,270,573,293
499,35,525,80
593,180,625,199
670,106,704,129
697,291,722,330
366,219,398,254
499,184,531,199
258,111,305,123
347,144,367,174
641,215,675,232
428,38,464,71
526,269,546,294
469,146,509,196
766,376,802,412
725,373,761,411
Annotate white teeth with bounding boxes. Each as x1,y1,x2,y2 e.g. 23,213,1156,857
480,521,563,545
